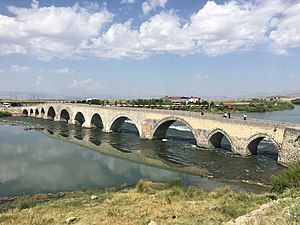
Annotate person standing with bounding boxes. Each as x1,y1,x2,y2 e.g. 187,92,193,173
244,113,247,120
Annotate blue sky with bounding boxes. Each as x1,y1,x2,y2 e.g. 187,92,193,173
0,0,300,99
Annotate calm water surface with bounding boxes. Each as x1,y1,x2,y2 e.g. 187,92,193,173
1,106,299,197
232,105,300,123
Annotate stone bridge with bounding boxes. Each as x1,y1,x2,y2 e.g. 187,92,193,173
21,103,300,165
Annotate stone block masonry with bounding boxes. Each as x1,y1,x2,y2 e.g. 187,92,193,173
20,103,300,165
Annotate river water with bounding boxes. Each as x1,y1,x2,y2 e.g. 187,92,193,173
0,105,299,197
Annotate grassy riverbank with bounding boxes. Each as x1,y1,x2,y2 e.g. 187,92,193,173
0,179,299,225
291,98,300,105
75,98,295,114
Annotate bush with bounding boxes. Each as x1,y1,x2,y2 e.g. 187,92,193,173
270,161,300,193
166,178,184,189
136,180,163,194
17,197,37,210
219,198,246,218
0,111,12,117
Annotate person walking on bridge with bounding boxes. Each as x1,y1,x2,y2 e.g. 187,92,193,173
244,113,247,120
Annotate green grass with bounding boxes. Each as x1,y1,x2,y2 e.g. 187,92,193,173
0,111,12,117
0,179,299,225
270,161,300,193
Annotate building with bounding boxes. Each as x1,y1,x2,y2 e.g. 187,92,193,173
161,95,202,104
188,96,202,103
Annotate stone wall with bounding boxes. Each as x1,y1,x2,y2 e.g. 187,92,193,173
280,127,300,165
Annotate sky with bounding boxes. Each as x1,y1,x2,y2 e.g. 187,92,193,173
0,0,300,99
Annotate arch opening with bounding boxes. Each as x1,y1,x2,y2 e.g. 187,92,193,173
209,131,231,151
30,109,34,116
47,107,56,120
110,117,139,136
153,120,175,140
91,113,104,129
247,135,279,160
60,109,70,122
41,108,45,117
35,109,39,116
153,119,197,145
108,117,140,153
22,109,28,116
74,112,85,126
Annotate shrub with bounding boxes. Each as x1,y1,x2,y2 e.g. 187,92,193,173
136,180,162,194
219,198,246,218
0,111,12,117
270,161,300,193
166,178,184,189
18,197,37,210
209,187,232,199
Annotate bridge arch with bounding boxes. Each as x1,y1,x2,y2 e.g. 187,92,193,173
208,129,233,150
47,107,56,120
23,109,29,116
91,113,104,128
152,117,196,140
41,108,45,117
109,115,140,136
35,109,39,117
60,109,70,122
246,133,280,156
29,109,34,116
74,112,85,126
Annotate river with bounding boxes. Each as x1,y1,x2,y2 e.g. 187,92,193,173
0,105,299,197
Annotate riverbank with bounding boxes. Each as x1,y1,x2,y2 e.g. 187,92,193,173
0,180,299,225
73,98,295,114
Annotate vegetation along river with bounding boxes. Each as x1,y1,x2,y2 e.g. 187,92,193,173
0,105,300,197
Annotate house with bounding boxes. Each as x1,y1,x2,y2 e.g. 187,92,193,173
225,103,233,108
188,96,202,103
161,95,202,105
161,96,189,102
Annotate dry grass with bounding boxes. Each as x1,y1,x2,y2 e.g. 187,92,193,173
0,181,298,225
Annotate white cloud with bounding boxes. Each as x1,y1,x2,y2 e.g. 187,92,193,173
0,0,113,60
121,0,135,4
10,64,31,73
0,0,299,59
36,75,42,86
86,11,192,58
142,0,167,15
31,0,39,9
184,0,285,56
70,79,101,91
56,67,74,75
139,11,193,53
269,2,300,54
195,74,211,79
